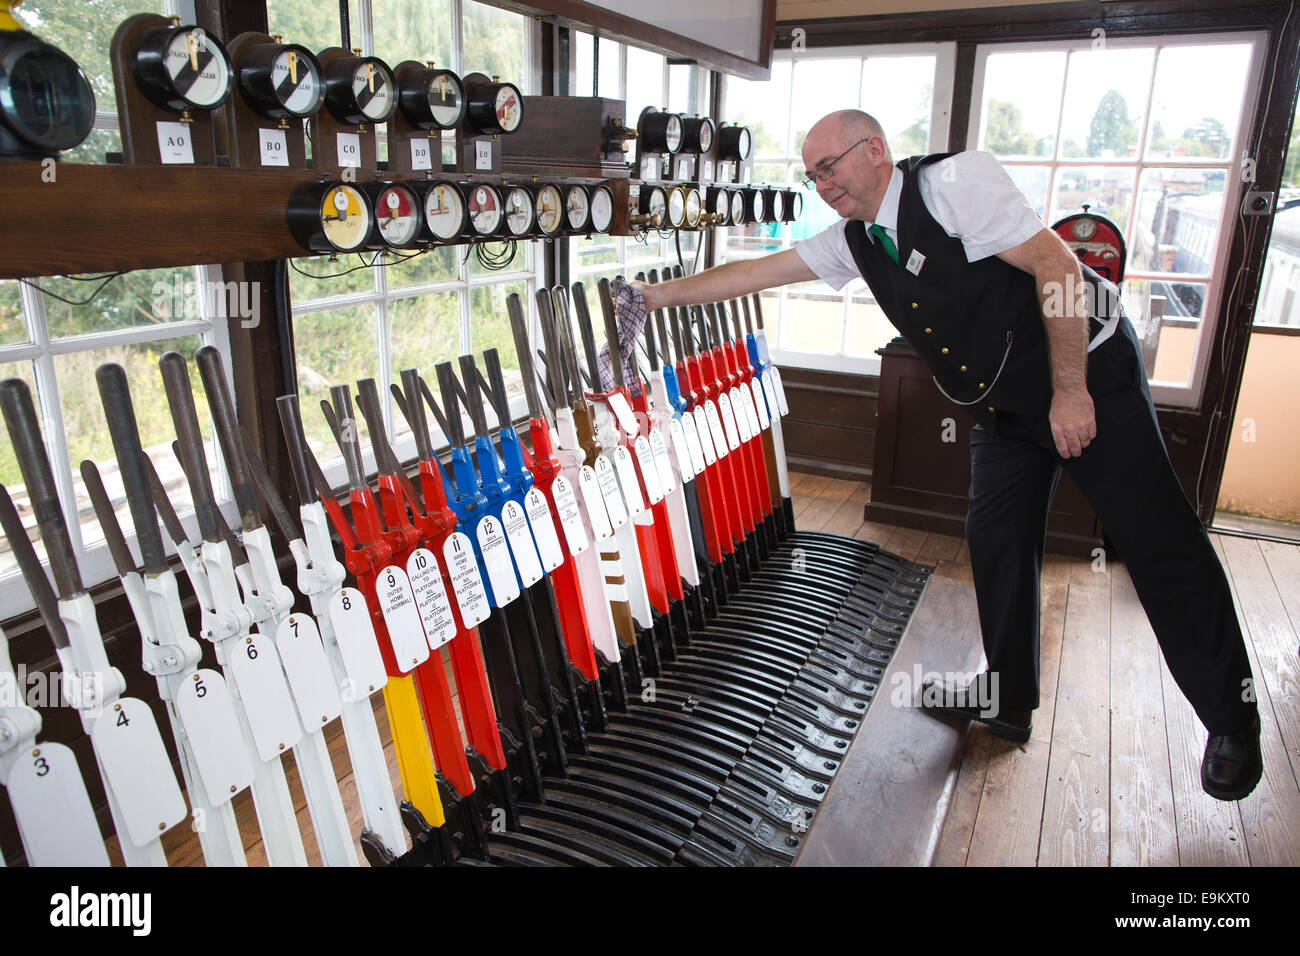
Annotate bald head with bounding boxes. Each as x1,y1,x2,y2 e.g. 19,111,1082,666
807,110,892,163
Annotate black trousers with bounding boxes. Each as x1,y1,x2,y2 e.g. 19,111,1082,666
964,316,1257,736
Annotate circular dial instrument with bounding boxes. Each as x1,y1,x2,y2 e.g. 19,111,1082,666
564,184,591,232
681,116,715,153
730,189,746,225
787,189,803,221
423,180,467,241
639,184,667,227
133,23,234,112
504,185,536,237
399,66,465,129
324,54,396,125
684,187,702,228
534,183,564,237
743,187,765,224
707,186,731,226
1072,217,1097,241
638,107,684,154
767,187,784,224
468,183,504,236
372,182,421,248
718,124,752,162
0,33,96,157
465,75,523,135
322,184,370,250
666,185,687,228
236,41,324,120
589,185,614,234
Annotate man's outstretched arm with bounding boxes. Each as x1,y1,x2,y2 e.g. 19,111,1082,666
632,248,818,312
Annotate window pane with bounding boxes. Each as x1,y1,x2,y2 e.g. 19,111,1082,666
1,281,27,347
13,0,166,113
978,50,1067,159
1129,167,1226,275
779,281,843,353
791,58,860,150
668,63,704,116
462,2,527,88
468,241,530,280
385,247,459,290
1002,165,1051,220
61,127,121,166
863,55,935,156
727,60,791,159
1121,278,1206,385
266,0,359,58
1145,43,1252,162
572,235,620,270
1050,166,1135,232
54,335,218,551
293,304,379,467
40,267,199,339
626,47,666,125
388,291,461,447
1057,48,1154,160
844,284,896,358
792,181,841,242
468,281,529,416
289,255,377,304
0,359,44,580
755,291,781,351
372,0,454,69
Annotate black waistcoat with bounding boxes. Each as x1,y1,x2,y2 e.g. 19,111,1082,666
847,153,1063,419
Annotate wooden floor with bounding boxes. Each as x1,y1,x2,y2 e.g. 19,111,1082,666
116,470,1300,867
790,470,1300,867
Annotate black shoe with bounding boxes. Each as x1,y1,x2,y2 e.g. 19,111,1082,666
1201,716,1262,801
918,673,1032,743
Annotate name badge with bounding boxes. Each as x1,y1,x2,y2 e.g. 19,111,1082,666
906,249,926,275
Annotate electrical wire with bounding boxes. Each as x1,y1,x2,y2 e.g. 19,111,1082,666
19,272,125,306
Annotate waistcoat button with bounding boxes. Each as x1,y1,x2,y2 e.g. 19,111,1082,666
941,347,949,355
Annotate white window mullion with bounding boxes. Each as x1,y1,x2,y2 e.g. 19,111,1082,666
356,0,375,56
451,0,464,76
374,253,394,440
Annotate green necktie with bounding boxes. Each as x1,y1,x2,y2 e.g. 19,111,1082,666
869,223,898,266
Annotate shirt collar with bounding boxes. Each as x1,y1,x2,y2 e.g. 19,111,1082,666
866,166,902,236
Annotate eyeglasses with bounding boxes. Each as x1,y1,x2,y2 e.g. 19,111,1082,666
801,137,870,188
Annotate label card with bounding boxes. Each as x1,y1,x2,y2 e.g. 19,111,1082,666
475,139,492,170
632,436,664,504
611,446,647,517
726,389,751,443
577,466,615,539
410,137,433,170
500,499,543,587
406,548,457,649
156,122,194,164
6,742,110,867
704,400,731,456
476,514,521,606
751,379,771,430
443,532,490,626
668,418,696,481
761,370,781,422
259,128,289,167
327,587,388,698
648,429,677,494
375,565,431,671
275,613,343,731
676,156,692,180
770,366,790,415
594,455,630,527
525,487,566,570
692,407,718,465
717,391,743,448
550,475,590,555
702,160,715,182
90,697,187,847
606,392,640,436
173,668,253,807
336,132,361,167
738,383,761,437
230,631,302,760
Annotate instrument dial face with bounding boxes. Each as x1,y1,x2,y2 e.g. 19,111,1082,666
684,188,702,228
769,189,784,222
424,182,466,240
321,184,371,251
590,186,614,233
712,189,730,225
792,192,803,218
535,184,564,236
667,186,687,228
505,186,535,236
1072,217,1097,241
495,83,522,132
427,69,465,127
737,127,752,160
642,186,667,226
377,184,420,247
352,59,394,121
270,46,321,116
665,113,683,153
565,185,590,231
165,28,231,108
469,184,503,235
0,40,96,152
698,120,714,152
730,190,745,224
749,189,765,223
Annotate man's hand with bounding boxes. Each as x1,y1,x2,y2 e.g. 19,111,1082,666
630,278,659,312
1049,386,1096,458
